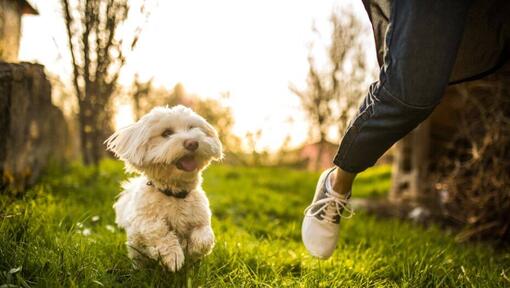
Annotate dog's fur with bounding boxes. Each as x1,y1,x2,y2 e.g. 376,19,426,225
105,105,222,271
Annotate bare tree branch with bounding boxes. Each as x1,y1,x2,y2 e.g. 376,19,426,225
62,0,83,102
60,0,151,165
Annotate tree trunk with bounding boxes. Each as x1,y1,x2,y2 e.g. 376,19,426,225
78,100,102,166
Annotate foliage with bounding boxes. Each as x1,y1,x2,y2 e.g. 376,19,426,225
434,77,510,242
130,79,186,121
1,161,508,287
61,0,150,165
290,8,372,169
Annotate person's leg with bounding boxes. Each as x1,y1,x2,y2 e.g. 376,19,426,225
303,0,473,259
335,0,474,173
332,0,473,192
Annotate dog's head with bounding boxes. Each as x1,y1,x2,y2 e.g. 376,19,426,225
106,105,223,175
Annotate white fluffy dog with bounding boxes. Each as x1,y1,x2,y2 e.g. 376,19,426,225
105,105,222,271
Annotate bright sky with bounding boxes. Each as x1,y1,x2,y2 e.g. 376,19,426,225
19,0,376,152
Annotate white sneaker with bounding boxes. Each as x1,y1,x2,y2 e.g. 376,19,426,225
302,168,353,259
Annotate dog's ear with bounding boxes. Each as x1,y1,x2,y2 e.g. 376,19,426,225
202,121,218,138
105,121,148,166
202,122,224,161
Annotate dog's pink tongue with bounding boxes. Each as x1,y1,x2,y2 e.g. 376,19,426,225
176,156,198,172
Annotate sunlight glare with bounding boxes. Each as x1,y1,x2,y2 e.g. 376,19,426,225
114,104,135,129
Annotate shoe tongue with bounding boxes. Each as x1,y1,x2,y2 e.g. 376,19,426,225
176,156,198,172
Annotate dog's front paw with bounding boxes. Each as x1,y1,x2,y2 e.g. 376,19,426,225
161,247,185,272
188,226,215,257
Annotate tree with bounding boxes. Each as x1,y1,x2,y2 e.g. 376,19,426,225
130,80,188,121
61,0,149,165
131,74,153,121
290,8,371,170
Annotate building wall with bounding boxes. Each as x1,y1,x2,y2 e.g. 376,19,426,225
0,0,22,62
299,141,339,171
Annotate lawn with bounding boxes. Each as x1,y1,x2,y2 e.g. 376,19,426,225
1,160,508,287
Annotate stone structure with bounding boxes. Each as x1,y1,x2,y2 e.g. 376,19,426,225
0,0,37,62
0,62,68,193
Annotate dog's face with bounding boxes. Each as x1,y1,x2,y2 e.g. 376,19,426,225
106,105,223,175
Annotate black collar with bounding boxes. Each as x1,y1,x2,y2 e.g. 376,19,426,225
146,181,189,199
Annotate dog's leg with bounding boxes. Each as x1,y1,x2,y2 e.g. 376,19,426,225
126,219,185,272
187,225,215,257
151,231,185,272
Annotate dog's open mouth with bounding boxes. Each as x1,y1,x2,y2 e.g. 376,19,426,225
175,155,198,172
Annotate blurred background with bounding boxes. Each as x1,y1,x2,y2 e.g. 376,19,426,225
3,0,381,175
1,0,509,243
15,0,379,163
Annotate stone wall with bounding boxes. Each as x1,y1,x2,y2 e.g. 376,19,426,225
0,62,68,193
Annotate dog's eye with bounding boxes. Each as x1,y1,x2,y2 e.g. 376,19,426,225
188,125,195,130
161,129,174,138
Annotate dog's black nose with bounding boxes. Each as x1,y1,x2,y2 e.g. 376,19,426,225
184,139,199,151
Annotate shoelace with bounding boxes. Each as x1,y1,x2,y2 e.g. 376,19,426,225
304,190,354,223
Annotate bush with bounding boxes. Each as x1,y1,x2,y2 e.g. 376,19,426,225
435,75,510,242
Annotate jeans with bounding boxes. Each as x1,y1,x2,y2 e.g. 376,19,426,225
333,0,473,173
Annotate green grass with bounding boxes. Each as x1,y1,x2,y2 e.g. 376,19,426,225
1,160,508,287
353,165,392,198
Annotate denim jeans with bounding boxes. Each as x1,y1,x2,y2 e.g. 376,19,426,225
333,0,473,173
